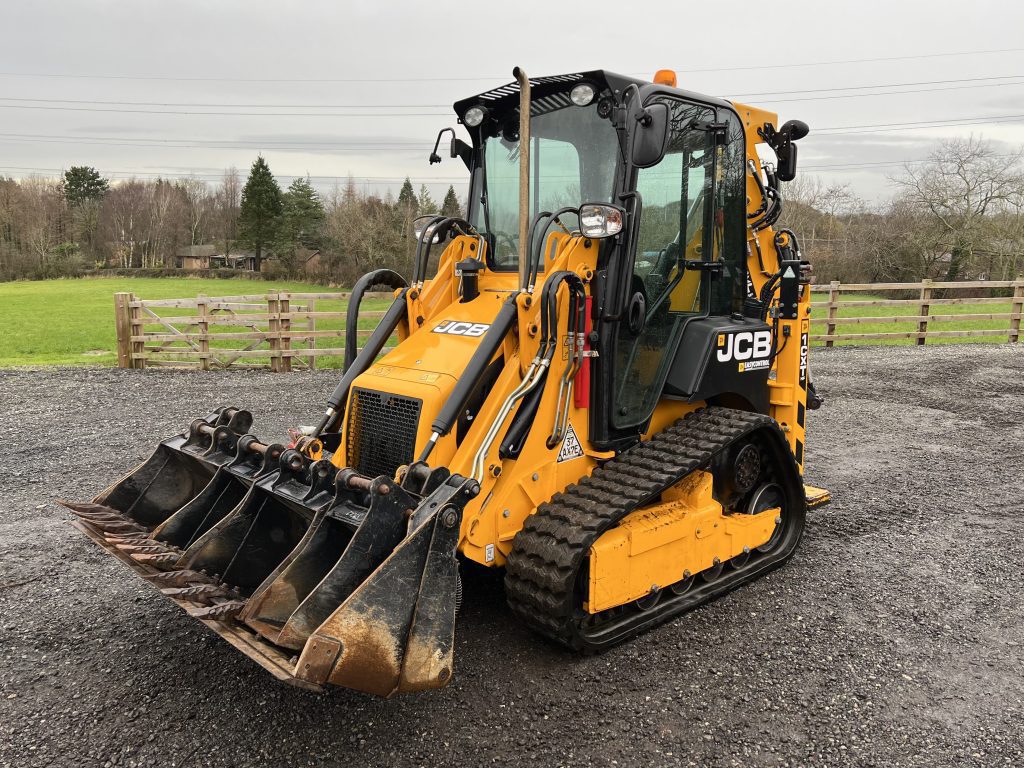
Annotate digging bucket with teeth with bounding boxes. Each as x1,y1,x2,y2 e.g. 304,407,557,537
61,410,480,697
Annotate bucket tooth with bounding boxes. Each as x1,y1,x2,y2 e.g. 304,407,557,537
161,583,236,603
131,551,183,569
142,569,214,588
104,533,154,545
187,600,247,621
57,501,128,523
115,543,175,554
294,475,478,697
83,517,147,536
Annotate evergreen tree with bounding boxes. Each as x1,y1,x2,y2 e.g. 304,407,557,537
441,185,462,218
281,177,325,246
417,184,438,215
62,166,109,207
397,177,417,213
238,156,283,270
277,177,325,272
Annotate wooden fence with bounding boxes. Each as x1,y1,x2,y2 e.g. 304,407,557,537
114,291,390,371
114,279,1023,370
809,278,1024,345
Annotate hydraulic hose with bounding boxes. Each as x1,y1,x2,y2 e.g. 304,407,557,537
313,288,410,437
528,206,579,290
344,269,408,372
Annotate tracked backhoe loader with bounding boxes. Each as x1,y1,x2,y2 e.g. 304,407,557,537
61,68,828,697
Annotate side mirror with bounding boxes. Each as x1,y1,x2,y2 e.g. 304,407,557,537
631,102,671,169
777,143,798,182
429,127,455,165
771,119,809,182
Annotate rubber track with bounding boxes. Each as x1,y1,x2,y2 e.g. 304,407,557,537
504,406,789,649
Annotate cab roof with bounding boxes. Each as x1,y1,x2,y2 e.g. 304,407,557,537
452,69,734,121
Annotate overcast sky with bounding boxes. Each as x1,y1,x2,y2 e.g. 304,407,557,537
1,0,1023,204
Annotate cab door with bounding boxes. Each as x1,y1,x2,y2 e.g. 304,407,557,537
610,98,718,430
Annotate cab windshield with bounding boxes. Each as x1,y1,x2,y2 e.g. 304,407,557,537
469,99,620,269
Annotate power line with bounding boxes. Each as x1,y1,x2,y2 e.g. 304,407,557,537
0,73,1018,108
3,76,1024,117
0,132,430,152
0,104,449,117
0,96,449,109
0,164,469,183
815,113,1024,132
802,151,1023,172
754,79,1024,104
2,109,1023,149
818,116,1024,136
0,46,1019,83
733,74,1024,98
678,47,1024,75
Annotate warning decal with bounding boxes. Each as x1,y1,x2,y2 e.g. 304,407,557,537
557,422,585,463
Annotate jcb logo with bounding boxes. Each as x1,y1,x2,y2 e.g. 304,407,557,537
432,320,490,337
717,330,771,362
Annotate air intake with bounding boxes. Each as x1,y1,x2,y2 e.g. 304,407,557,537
345,388,422,480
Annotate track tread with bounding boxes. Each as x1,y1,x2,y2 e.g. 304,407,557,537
504,407,802,650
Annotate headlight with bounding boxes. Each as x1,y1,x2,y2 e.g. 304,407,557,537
570,83,596,107
579,203,624,239
463,105,486,127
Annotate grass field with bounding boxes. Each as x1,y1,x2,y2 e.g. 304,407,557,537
0,278,1017,367
0,277,391,367
809,291,1018,346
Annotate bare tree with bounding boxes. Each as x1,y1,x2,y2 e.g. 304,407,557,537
215,168,242,255
178,178,211,246
19,176,68,270
102,180,148,268
778,174,863,281
892,136,1024,280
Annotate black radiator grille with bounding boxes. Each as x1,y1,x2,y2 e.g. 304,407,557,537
346,387,422,479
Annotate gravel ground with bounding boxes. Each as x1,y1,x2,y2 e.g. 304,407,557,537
1,344,1022,768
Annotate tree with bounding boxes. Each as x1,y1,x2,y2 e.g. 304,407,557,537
20,176,70,273
397,177,417,214
62,167,109,264
277,176,326,273
892,137,1024,281
214,168,242,255
178,178,211,246
238,156,283,270
417,184,438,215
62,166,109,207
441,185,462,218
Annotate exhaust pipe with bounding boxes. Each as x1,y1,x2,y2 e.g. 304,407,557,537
513,66,530,293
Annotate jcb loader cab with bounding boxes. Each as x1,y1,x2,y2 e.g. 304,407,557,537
62,68,824,697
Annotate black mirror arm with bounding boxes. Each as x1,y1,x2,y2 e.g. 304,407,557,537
430,127,456,165
450,138,473,169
